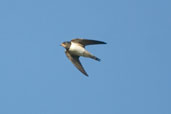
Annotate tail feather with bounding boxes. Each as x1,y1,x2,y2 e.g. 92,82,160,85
92,56,101,61
83,51,101,61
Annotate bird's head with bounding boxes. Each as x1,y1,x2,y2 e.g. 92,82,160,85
60,41,71,50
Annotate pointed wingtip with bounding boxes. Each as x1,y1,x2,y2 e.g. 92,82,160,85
101,41,107,44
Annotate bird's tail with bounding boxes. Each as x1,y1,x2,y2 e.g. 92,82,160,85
83,51,101,61
91,56,101,61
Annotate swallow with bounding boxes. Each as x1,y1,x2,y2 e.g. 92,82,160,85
61,38,106,76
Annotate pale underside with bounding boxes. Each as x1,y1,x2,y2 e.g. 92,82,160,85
69,42,87,57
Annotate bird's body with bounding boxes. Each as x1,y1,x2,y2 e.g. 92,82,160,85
61,38,106,76
69,42,85,56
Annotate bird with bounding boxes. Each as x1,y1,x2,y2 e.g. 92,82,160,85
60,38,106,76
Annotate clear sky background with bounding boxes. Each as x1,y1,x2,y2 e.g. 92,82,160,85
0,0,171,114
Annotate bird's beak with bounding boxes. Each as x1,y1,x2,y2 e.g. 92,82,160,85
60,43,64,47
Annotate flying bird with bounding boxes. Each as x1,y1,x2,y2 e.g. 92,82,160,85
61,38,106,76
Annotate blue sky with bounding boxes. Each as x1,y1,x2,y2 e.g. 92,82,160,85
0,0,171,114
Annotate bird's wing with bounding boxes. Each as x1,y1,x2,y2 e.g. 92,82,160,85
65,51,88,76
71,38,106,47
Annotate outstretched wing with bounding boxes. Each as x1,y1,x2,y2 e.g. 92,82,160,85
71,38,106,47
65,51,88,76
